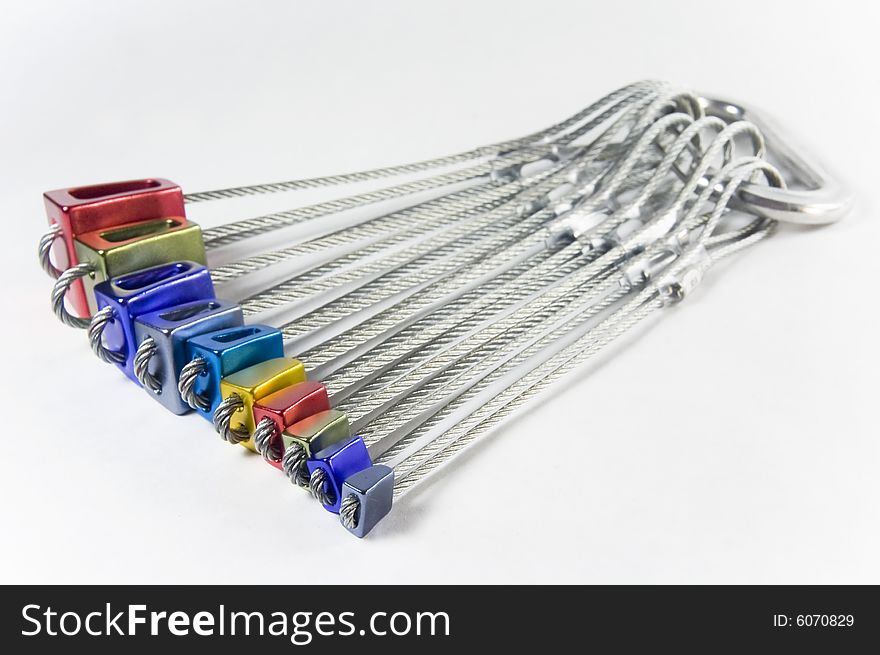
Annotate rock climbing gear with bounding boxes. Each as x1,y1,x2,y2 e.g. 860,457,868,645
37,81,850,537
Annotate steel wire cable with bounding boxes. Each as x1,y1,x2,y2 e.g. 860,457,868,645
264,109,696,456
175,88,720,452
250,96,686,344
234,165,560,315
228,90,663,311
253,104,688,466
278,211,553,342
336,250,623,426
207,177,515,284
77,87,667,352
385,162,781,495
308,162,667,394
390,291,660,495
50,84,667,331
139,105,668,406
302,159,663,384
201,81,663,292
348,272,625,457
239,165,571,321
324,119,723,422
317,248,582,398
184,81,661,204
389,220,776,495
199,86,663,248
124,93,700,426
344,141,776,476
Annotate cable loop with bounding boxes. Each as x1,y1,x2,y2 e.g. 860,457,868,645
340,495,360,530
133,337,163,394
281,442,310,488
38,223,64,279
212,394,250,444
51,263,96,329
177,357,213,412
88,306,127,365
308,468,336,506
253,417,281,462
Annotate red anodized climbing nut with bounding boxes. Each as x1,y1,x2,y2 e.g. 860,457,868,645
42,178,186,318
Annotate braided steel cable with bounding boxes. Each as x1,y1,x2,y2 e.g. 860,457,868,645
177,357,213,413
230,115,684,468
234,168,554,316
336,181,680,436
132,337,163,394
390,219,777,494
41,83,660,306
317,248,577,398
384,288,637,473
253,417,281,462
228,88,659,313
184,81,661,204
93,89,708,420
253,107,677,340
87,306,127,365
200,161,506,248
235,175,538,310
308,113,703,395
340,495,360,531
47,85,670,335
51,263,96,329
351,271,625,456
306,163,661,378
308,468,336,506
275,102,699,509
338,251,617,420
200,88,645,250
208,177,514,284
106,92,676,380
38,223,63,279
186,151,503,204
353,137,772,482
281,442,310,488
51,86,666,339
391,291,661,495
311,165,666,393
240,180,566,333
213,394,250,444
201,83,661,252
387,162,782,494
279,221,550,342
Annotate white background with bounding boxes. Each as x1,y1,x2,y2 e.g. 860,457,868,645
1,0,878,584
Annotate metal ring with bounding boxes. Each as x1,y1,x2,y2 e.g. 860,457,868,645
88,306,127,365
340,494,360,530
308,468,336,506
177,357,213,412
281,442,310,488
133,337,163,394
212,394,250,444
38,224,64,279
51,263,96,329
253,417,280,462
